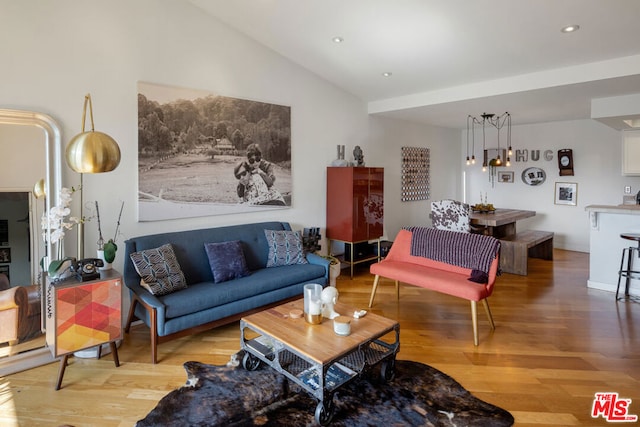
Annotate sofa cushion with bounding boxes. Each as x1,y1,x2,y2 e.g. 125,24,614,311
159,263,325,319
130,243,187,296
264,229,308,267
204,241,250,283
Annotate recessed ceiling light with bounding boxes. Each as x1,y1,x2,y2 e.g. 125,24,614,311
561,25,580,33
382,72,392,77
332,36,344,43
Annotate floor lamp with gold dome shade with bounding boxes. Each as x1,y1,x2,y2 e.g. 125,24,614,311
65,94,121,259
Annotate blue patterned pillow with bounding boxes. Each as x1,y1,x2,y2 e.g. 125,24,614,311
204,240,251,283
264,229,308,267
129,243,187,296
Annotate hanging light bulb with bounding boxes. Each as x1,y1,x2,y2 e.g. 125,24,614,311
507,113,513,156
481,116,487,172
471,117,476,164
465,116,471,166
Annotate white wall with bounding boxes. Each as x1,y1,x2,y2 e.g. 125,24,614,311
463,119,640,252
0,0,372,272
2,0,620,275
368,115,461,240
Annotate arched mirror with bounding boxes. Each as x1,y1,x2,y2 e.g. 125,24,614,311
0,109,62,375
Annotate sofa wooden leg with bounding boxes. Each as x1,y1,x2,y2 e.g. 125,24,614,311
150,308,158,364
482,299,495,330
368,275,381,308
470,301,479,346
395,280,399,301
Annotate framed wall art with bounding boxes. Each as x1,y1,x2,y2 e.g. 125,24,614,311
555,182,577,206
0,219,7,246
0,265,9,281
0,247,10,263
401,146,430,202
498,171,514,183
137,82,292,221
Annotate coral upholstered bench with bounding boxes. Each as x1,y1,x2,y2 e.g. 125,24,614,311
368,228,500,345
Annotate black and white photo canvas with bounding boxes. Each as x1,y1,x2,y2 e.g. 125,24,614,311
554,182,577,206
137,82,292,221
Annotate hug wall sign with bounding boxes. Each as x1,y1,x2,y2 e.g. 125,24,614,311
511,148,575,177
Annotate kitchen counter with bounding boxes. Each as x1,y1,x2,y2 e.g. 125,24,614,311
585,204,640,214
585,204,640,297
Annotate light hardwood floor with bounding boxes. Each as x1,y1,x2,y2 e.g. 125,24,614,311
1,249,639,426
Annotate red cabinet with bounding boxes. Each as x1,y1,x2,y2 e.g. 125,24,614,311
326,167,384,241
326,167,384,277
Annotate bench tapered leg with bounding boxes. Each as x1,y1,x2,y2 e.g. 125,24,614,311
482,299,495,330
369,275,381,308
471,301,479,346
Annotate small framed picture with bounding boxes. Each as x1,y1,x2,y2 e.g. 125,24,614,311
0,264,9,280
498,171,514,183
0,247,10,263
555,182,577,206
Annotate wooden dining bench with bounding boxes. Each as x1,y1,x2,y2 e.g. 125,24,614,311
499,230,553,275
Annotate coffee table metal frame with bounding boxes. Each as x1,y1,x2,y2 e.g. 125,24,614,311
240,306,400,425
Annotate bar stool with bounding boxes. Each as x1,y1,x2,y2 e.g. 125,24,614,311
616,233,640,301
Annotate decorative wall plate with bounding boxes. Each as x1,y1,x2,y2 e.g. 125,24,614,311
521,167,546,186
558,148,574,176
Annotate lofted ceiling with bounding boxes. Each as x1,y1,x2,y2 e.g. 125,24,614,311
188,0,640,129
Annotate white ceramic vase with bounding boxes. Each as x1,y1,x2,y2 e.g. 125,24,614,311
329,261,341,287
97,250,113,271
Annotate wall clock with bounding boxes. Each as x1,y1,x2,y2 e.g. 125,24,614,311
521,167,546,186
558,149,574,176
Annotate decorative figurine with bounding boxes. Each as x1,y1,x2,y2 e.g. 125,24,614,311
321,286,340,319
353,145,364,166
331,144,349,166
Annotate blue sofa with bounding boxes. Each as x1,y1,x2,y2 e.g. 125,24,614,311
123,221,329,363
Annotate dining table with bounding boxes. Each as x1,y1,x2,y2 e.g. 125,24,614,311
469,208,536,238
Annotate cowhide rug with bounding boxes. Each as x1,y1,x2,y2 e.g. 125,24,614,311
137,353,514,427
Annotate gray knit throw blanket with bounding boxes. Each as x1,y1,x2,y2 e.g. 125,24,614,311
406,227,500,283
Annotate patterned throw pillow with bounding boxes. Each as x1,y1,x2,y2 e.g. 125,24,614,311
264,229,308,267
204,240,251,283
129,243,187,296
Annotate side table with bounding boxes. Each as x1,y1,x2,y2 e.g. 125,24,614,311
328,238,381,279
45,269,122,390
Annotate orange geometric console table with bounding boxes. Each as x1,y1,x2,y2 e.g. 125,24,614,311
45,270,122,390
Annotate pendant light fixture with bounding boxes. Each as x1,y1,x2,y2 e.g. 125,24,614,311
65,94,121,258
465,112,512,169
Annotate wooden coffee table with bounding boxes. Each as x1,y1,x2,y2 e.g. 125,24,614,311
240,299,400,425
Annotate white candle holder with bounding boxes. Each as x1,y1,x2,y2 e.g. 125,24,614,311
303,283,323,324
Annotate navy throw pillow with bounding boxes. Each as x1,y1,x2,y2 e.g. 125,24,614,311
204,240,251,283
